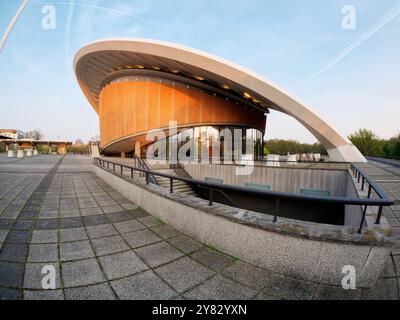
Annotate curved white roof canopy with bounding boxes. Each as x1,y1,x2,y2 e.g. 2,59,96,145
74,38,366,163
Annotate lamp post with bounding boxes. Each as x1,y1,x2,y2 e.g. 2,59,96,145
0,0,30,54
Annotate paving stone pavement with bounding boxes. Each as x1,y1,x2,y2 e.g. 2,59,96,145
0,154,399,300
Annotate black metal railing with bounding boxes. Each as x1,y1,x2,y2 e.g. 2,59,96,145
350,163,393,231
94,157,393,233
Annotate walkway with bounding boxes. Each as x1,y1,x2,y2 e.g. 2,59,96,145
0,154,398,299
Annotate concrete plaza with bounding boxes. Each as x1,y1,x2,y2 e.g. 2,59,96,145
0,154,399,300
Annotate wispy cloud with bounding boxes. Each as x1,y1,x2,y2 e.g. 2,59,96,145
308,0,400,80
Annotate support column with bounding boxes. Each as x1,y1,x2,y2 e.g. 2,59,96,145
135,141,141,158
121,152,126,159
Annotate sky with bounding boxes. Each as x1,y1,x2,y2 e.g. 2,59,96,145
0,0,399,143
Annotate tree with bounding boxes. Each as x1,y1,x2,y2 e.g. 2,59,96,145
90,134,100,142
383,135,400,158
74,139,84,145
348,129,384,157
23,129,44,140
264,139,327,155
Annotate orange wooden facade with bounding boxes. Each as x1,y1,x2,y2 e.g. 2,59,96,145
99,81,266,152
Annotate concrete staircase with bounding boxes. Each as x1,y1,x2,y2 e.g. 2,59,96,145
154,169,197,197
89,145,100,158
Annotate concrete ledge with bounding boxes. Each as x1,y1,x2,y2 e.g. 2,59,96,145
94,165,393,288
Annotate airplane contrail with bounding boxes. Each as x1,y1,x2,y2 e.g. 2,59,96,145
34,1,167,30
309,1,400,80
0,0,30,54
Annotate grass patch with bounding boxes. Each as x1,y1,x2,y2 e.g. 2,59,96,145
155,218,165,225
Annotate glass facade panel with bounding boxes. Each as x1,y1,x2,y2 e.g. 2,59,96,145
147,125,263,162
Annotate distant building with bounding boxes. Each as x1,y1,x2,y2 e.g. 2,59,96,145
0,129,23,140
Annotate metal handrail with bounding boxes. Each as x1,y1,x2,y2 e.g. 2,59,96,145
350,163,394,231
136,157,159,185
94,157,394,233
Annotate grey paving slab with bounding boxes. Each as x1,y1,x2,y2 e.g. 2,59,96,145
361,278,399,300
106,212,132,223
0,287,22,300
99,250,149,280
28,244,58,263
62,258,106,288
83,214,108,226
60,209,80,218
38,211,58,219
101,205,124,214
111,270,177,300
136,241,184,268
168,235,204,254
24,290,64,300
65,283,116,300
314,284,361,300
86,224,118,239
138,216,164,228
126,208,150,219
261,273,318,300
13,220,35,230
60,240,95,261
91,235,129,256
122,229,162,248
59,227,88,242
156,257,215,293
0,230,8,242
34,219,58,230
60,217,83,229
6,230,32,243
151,224,181,239
190,248,236,272
120,203,138,210
0,243,29,262
113,220,145,234
184,275,257,300
0,220,14,230
0,262,24,288
31,230,58,244
222,261,276,290
81,207,103,216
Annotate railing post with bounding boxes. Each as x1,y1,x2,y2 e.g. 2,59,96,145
113,163,115,171
375,206,383,225
209,189,213,206
358,205,368,234
146,172,149,185
273,198,279,223
361,177,365,191
107,162,109,169
131,168,133,179
170,178,173,193
367,185,372,198
120,165,123,175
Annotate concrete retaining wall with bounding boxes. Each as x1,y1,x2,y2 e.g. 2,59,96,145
95,165,393,288
182,163,349,196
